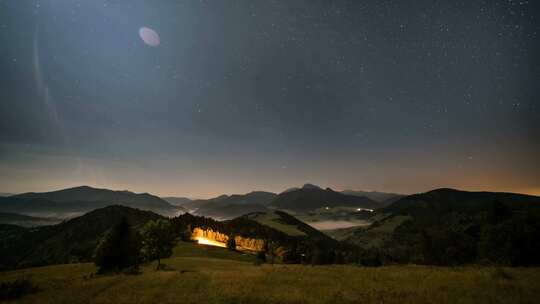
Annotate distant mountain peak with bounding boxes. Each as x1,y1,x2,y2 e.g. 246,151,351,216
425,188,462,194
281,187,300,194
67,185,102,191
74,185,93,189
246,190,276,195
302,183,322,190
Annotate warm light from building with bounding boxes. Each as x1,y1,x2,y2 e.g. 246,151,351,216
195,237,227,248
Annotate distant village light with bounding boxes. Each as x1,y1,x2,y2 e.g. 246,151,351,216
356,208,374,212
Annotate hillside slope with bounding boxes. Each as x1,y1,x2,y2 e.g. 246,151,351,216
381,188,540,216
183,191,276,219
196,203,269,220
0,205,163,270
243,210,330,240
173,210,343,263
345,188,540,266
341,190,404,205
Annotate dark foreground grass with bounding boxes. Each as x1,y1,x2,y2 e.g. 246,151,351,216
0,257,539,304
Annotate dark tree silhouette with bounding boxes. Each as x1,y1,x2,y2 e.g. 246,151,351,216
227,236,237,251
93,217,141,273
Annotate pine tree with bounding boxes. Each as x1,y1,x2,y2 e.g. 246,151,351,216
94,217,141,273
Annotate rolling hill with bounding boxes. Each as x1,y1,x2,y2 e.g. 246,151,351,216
174,209,336,245
344,188,540,266
0,205,163,270
182,191,277,219
1,186,183,218
195,203,269,220
243,210,330,240
173,209,345,264
0,204,340,270
380,188,540,216
341,190,404,205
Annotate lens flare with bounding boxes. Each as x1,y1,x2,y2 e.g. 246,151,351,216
139,27,160,47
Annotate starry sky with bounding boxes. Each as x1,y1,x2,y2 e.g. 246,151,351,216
0,0,539,198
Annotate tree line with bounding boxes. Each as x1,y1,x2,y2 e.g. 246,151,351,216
93,217,176,273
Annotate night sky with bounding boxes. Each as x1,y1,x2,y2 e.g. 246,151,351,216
1,0,539,198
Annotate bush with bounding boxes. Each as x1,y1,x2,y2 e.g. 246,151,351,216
0,278,38,300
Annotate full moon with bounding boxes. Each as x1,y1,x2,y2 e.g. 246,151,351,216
138,27,160,47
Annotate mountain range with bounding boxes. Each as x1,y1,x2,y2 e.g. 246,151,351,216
179,184,385,219
0,184,404,221
341,190,404,205
0,186,184,218
183,191,276,219
1,185,540,268
269,184,379,212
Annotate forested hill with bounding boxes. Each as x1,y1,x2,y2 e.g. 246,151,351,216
345,188,540,266
0,205,163,270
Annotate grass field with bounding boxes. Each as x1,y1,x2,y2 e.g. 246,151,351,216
172,241,256,263
246,212,307,236
1,254,539,304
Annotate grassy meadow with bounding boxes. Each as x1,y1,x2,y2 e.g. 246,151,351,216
1,243,540,304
